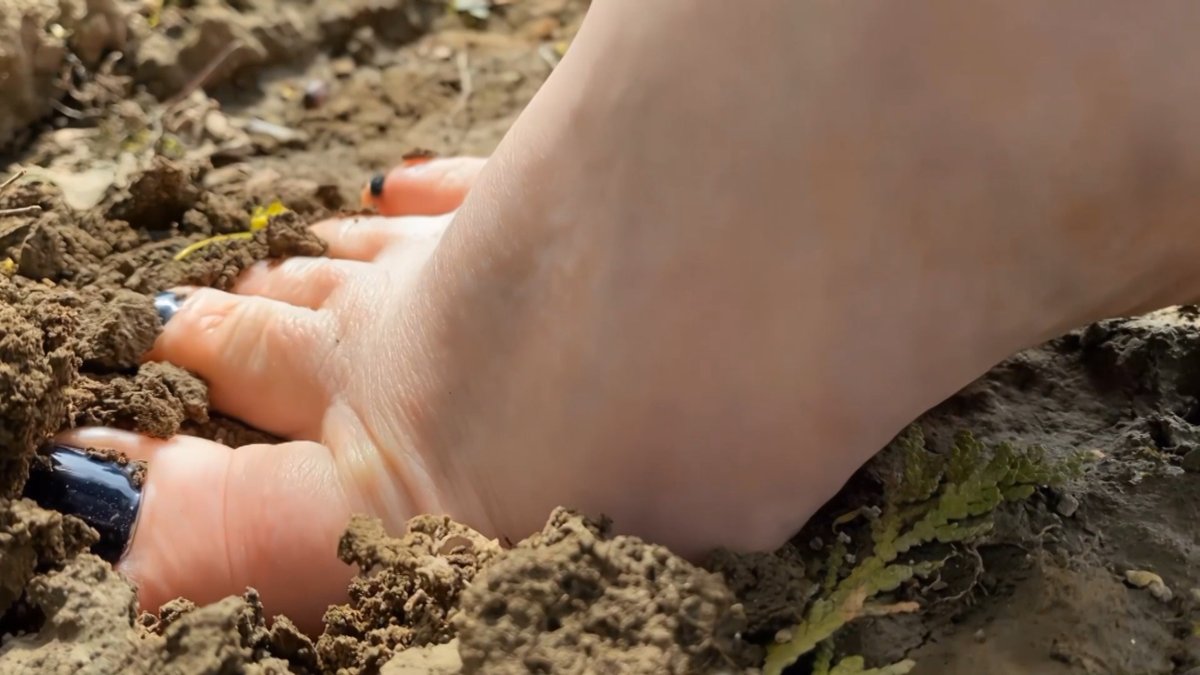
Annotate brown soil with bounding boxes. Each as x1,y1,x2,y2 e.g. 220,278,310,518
1,1,1197,674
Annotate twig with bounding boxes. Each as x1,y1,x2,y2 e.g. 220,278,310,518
452,49,474,117
931,546,985,607
1,170,41,217
164,39,244,110
51,100,87,120
66,51,126,105
538,42,562,69
0,169,26,193
0,205,42,218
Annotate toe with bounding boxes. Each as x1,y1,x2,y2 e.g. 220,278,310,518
46,428,359,632
234,257,371,309
148,287,339,439
310,213,450,262
362,157,487,216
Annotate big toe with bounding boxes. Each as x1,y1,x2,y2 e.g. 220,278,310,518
33,427,360,633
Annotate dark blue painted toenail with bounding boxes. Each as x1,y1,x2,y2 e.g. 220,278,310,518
154,291,182,325
369,173,386,198
23,446,142,562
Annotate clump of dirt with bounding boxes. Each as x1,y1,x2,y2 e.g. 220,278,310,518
0,553,315,673
705,547,814,641
0,278,77,496
122,203,328,294
317,513,502,673
455,508,758,674
77,446,147,488
0,499,95,617
106,155,201,228
69,361,208,437
380,640,462,674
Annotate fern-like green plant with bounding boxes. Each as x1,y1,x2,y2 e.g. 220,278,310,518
764,427,1079,675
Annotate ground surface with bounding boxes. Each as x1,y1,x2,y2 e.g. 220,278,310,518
0,2,1197,674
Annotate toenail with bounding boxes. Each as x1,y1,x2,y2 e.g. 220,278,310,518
23,446,143,563
154,291,184,325
369,173,386,197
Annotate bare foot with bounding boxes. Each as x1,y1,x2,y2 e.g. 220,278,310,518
29,1,1200,632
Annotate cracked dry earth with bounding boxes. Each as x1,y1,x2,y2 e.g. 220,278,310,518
2,1,1199,673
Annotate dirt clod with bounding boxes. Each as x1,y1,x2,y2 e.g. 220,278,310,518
455,508,758,674
705,547,814,641
1054,492,1081,518
1183,447,1200,472
0,281,78,495
317,513,501,673
0,499,96,616
107,157,201,230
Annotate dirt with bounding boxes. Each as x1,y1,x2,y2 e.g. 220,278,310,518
317,513,503,673
76,446,147,487
0,1,1197,674
455,508,755,674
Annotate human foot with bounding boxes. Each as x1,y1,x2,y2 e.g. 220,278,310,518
28,1,1200,634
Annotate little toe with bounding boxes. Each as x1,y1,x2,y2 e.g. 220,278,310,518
362,156,487,216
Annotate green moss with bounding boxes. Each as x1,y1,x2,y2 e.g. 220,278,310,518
764,427,1081,675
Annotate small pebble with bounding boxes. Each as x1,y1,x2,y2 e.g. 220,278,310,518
1124,569,1161,588
245,118,305,144
302,79,329,109
1149,583,1173,603
204,110,231,139
1181,447,1200,472
347,26,376,63
332,57,355,78
973,629,986,643
1055,493,1080,518
1124,569,1174,603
